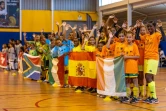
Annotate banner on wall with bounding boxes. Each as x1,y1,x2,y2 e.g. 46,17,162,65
0,0,19,28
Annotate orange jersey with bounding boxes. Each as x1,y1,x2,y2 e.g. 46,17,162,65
113,41,127,57
113,37,119,43
101,45,114,57
135,35,146,65
108,44,115,57
101,45,108,57
144,32,161,60
124,43,140,74
96,49,103,57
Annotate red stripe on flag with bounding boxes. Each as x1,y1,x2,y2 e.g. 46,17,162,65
27,57,41,66
68,77,88,86
87,78,97,88
69,52,96,61
57,55,65,85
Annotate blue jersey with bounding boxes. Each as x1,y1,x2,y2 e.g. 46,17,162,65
51,46,58,58
51,45,68,58
46,39,51,45
58,45,68,57
62,40,74,66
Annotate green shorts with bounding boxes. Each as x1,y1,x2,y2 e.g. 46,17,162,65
125,73,138,78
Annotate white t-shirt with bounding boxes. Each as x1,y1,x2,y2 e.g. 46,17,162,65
8,47,16,61
2,48,8,53
0,9,7,15
15,44,22,57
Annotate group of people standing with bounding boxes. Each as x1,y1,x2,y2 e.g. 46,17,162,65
1,15,165,104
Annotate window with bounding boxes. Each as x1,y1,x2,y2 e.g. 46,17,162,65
99,0,123,6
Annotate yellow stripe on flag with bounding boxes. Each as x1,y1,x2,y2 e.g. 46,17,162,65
88,61,96,79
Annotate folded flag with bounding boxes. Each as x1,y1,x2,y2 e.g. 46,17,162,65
96,56,126,96
48,57,54,85
50,46,65,85
22,53,41,80
0,52,7,68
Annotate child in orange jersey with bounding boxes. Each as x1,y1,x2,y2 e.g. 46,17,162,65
96,41,105,57
102,33,114,57
135,24,147,99
106,31,127,57
121,31,140,103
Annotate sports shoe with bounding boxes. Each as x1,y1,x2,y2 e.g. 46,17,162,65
88,88,93,92
90,88,97,93
80,86,85,91
99,95,106,98
130,92,134,98
137,96,144,102
75,86,81,91
120,97,130,103
147,98,159,104
143,97,151,103
130,97,138,103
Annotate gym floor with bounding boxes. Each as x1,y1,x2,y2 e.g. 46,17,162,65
0,68,166,111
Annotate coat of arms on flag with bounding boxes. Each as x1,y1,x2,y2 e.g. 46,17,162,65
0,52,7,68
76,63,85,76
22,53,41,80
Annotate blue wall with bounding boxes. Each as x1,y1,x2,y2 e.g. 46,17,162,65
0,32,50,50
0,32,19,50
160,41,166,55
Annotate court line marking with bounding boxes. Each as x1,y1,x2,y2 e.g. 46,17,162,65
2,108,8,111
35,98,52,107
33,92,154,111
83,92,154,111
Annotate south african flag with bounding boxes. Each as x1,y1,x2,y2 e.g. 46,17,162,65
22,53,42,80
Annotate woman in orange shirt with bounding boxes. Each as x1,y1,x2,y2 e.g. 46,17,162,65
136,20,165,104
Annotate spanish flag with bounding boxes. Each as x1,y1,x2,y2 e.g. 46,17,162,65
68,52,96,88
96,56,126,96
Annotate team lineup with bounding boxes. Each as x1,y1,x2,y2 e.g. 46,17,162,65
0,15,165,106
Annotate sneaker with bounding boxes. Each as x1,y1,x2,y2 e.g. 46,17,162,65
137,96,143,102
64,84,69,88
143,97,151,103
99,95,106,98
120,97,130,103
75,86,81,91
147,98,159,104
130,97,138,103
130,92,134,98
113,96,119,100
80,87,85,91
90,88,97,93
88,88,93,92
